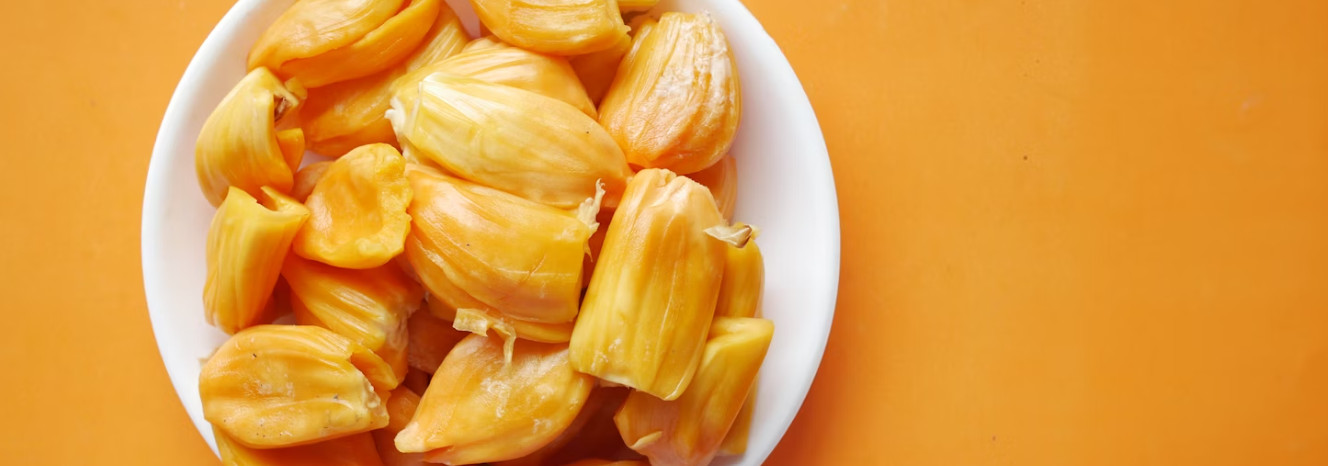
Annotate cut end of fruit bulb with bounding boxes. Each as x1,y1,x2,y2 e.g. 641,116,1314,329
705,223,759,248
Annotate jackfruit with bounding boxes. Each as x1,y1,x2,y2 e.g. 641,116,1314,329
617,0,657,12
395,334,594,464
469,0,629,55
374,387,427,466
569,31,631,105
494,386,638,466
598,12,740,175
718,388,756,456
290,161,333,203
402,166,596,326
406,303,469,374
387,72,631,209
300,2,470,156
249,0,441,88
205,187,310,334
283,254,423,383
614,317,773,466
293,143,412,269
200,325,397,448
196,68,305,206
713,223,762,319
394,37,596,117
569,169,729,400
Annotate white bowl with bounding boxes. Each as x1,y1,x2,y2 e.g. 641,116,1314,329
142,0,839,463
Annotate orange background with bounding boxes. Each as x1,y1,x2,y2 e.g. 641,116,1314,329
1,0,1326,464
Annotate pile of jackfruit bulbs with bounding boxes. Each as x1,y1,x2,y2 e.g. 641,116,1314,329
193,0,773,465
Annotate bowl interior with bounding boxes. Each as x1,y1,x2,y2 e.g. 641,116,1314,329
142,0,839,463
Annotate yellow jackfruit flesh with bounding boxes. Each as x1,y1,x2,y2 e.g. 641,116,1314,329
300,2,470,156
614,317,774,466
196,68,305,206
493,386,638,466
215,427,385,466
205,187,310,334
395,335,595,464
569,169,728,400
200,325,397,449
599,12,741,175
290,161,332,203
374,387,428,466
393,37,596,118
249,0,440,88
453,307,577,364
293,143,413,269
387,72,632,210
569,31,632,105
616,0,657,12
405,303,469,374
710,224,762,455
469,0,629,55
283,254,423,384
713,223,762,318
417,294,574,368
718,388,756,456
403,166,596,327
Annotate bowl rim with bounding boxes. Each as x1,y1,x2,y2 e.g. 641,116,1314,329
142,0,841,462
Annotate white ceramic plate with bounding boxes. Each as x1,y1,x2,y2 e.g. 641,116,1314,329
142,0,839,463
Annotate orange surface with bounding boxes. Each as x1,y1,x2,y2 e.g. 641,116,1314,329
0,0,1326,464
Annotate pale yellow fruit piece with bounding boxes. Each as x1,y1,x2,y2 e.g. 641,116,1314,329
215,427,384,466
300,2,470,156
406,303,469,374
713,223,762,318
283,254,424,383
569,30,632,105
685,154,737,221
615,317,774,466
718,387,756,455
394,36,596,117
195,68,305,206
290,161,333,203
616,0,656,11
569,169,727,400
388,73,631,209
461,35,506,52
374,387,428,466
711,223,762,456
469,0,629,55
200,325,397,449
204,187,310,334
395,335,595,464
402,166,595,325
599,12,741,175
493,386,635,466
293,143,413,269
249,0,440,88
